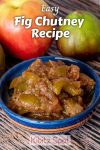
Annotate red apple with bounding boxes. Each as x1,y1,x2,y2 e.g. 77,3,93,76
0,44,5,76
0,0,54,60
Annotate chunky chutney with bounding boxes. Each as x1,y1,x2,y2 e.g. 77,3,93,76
8,59,95,120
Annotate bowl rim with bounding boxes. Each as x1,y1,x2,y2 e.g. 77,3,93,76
0,56,100,126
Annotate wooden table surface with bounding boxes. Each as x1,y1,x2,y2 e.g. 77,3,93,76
0,0,100,150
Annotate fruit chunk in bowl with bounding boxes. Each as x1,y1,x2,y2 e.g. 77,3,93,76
8,59,95,121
